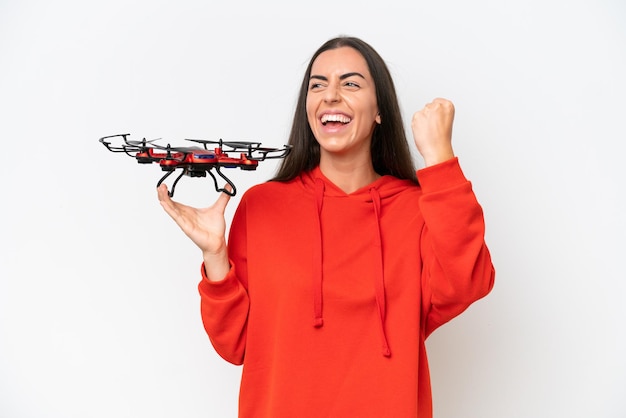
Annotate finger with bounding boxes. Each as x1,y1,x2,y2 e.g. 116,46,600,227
157,184,176,213
157,184,185,222
213,185,232,214
157,183,170,202
431,98,455,114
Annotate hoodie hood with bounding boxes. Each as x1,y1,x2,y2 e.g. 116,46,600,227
299,166,415,357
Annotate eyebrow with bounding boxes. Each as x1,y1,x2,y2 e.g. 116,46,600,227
309,72,366,82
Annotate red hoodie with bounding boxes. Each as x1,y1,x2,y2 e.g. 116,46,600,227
198,157,495,417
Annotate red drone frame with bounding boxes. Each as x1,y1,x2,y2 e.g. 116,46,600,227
100,133,291,197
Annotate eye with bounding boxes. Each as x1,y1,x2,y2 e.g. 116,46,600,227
309,82,325,90
343,80,360,89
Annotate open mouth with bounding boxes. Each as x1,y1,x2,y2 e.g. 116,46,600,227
321,113,352,126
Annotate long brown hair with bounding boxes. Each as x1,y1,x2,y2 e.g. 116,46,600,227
272,36,418,184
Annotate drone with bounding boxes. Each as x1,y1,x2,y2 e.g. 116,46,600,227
99,133,292,197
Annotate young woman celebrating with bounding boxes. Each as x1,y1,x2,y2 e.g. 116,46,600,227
158,35,495,417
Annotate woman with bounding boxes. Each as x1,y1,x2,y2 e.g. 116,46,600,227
158,36,495,417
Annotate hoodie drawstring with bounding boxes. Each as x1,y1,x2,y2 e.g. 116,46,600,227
312,179,325,328
311,178,391,357
370,188,391,357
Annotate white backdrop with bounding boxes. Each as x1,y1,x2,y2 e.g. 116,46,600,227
1,1,624,417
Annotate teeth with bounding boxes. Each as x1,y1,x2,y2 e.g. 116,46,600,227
321,114,351,125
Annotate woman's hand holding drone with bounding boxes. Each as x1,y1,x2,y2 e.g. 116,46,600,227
157,183,232,282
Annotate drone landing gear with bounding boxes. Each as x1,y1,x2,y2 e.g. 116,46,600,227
207,166,237,197
156,167,237,197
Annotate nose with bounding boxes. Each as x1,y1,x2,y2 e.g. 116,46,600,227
323,83,340,103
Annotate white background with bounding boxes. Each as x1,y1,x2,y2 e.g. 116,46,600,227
1,0,624,417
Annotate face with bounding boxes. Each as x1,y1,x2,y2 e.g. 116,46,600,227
306,47,381,163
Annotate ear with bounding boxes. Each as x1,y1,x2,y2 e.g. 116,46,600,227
375,112,381,124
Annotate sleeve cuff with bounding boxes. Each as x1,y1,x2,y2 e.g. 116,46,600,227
416,157,468,194
198,261,239,299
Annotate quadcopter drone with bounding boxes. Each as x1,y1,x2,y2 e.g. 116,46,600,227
99,133,292,197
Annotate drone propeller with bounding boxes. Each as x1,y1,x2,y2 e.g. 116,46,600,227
185,138,262,151
151,142,205,154
99,134,161,154
125,137,162,148
184,138,291,160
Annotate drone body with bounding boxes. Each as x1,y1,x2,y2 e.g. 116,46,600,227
100,134,291,196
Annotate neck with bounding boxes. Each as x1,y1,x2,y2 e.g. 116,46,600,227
319,157,380,194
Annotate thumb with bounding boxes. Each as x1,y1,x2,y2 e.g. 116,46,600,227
213,185,233,214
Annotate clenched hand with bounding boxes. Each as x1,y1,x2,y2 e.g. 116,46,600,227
411,98,456,167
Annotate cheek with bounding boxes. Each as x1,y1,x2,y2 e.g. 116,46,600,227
305,102,317,126
305,96,314,113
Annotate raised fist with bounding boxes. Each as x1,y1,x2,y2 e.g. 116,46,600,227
411,98,455,166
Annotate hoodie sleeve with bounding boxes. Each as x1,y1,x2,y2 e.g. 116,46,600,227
417,157,495,337
197,197,250,365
